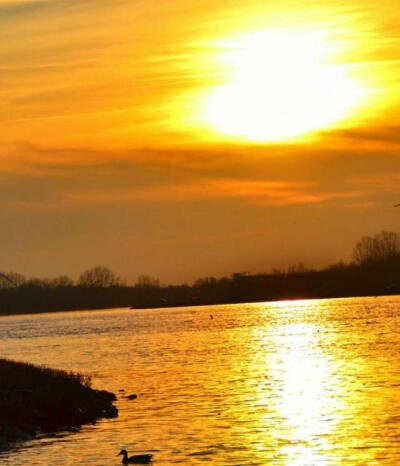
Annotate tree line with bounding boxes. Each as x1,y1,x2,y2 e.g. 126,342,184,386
0,231,399,315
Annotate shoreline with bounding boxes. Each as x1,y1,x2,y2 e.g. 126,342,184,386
130,290,398,310
0,290,397,318
0,258,399,316
0,359,118,451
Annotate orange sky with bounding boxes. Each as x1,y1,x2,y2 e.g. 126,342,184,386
1,0,400,283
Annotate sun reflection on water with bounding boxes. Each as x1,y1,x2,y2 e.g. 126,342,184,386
0,298,399,464
252,301,344,464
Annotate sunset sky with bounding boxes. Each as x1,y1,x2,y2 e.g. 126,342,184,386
1,0,400,283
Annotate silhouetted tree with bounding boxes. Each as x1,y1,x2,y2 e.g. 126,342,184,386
50,275,74,287
78,266,121,288
135,275,160,288
327,261,347,271
194,277,218,287
287,263,308,274
0,272,25,288
353,231,400,265
7,273,26,287
24,278,50,287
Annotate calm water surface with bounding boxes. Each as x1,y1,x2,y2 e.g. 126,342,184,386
0,296,399,465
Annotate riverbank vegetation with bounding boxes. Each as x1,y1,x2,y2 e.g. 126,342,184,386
0,231,399,314
0,358,117,450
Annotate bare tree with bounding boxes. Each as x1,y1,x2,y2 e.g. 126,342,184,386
78,266,122,287
135,275,160,288
50,275,74,287
287,263,308,274
353,231,400,264
0,272,25,288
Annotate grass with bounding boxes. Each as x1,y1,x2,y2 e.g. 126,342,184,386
0,358,117,450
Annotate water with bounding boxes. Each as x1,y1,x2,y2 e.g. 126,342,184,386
0,296,399,465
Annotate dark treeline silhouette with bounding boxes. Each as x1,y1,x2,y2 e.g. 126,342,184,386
0,231,399,315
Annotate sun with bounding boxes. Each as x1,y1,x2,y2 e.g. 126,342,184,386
203,30,365,142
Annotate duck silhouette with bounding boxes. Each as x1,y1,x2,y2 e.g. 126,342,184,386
118,449,153,464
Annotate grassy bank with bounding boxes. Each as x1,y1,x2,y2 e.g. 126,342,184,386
0,359,117,450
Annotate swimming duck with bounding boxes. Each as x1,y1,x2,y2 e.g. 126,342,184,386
118,449,153,464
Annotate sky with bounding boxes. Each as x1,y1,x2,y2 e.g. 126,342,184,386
1,0,400,284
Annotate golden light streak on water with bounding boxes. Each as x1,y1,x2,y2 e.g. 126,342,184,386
272,322,340,464
0,296,399,464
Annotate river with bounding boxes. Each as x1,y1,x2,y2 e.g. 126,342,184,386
0,296,399,465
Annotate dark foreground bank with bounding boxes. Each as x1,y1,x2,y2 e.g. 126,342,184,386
0,359,117,451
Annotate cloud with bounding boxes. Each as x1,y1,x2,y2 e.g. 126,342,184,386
0,0,127,16
349,173,400,192
325,126,400,146
60,177,361,208
0,0,49,16
0,140,378,216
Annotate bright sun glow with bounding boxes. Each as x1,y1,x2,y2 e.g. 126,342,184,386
204,30,365,142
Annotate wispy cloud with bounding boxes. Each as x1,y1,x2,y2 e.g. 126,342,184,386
325,126,400,146
61,177,360,208
1,0,400,281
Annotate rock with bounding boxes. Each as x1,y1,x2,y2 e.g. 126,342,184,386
95,389,117,402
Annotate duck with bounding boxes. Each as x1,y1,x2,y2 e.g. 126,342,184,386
118,449,153,464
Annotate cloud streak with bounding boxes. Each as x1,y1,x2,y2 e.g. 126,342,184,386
62,179,325,206
0,0,400,282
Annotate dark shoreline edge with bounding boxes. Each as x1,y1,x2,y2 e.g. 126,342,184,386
0,359,118,451
0,291,397,318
